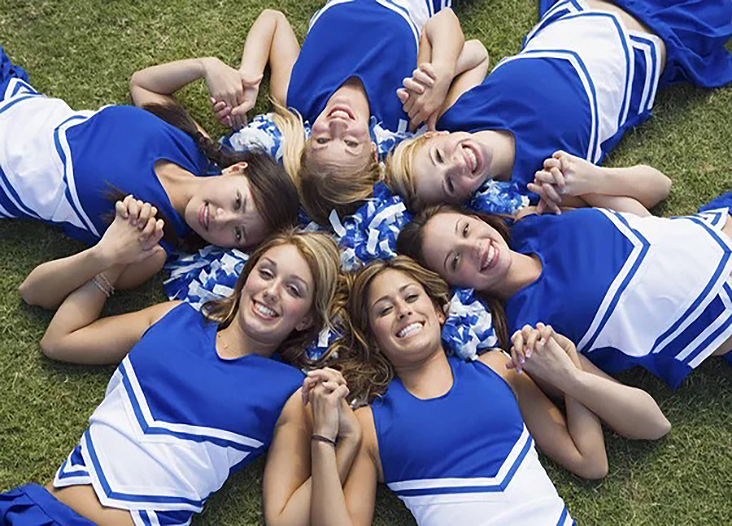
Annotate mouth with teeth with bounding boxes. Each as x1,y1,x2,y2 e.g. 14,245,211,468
328,105,355,121
198,202,210,231
479,242,498,272
460,142,483,179
252,299,279,320
396,321,424,339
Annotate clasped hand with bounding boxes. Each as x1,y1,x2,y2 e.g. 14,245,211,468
98,195,165,266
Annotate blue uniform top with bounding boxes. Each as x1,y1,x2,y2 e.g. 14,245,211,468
505,208,732,387
62,106,212,252
371,355,573,526
53,303,305,526
287,0,418,132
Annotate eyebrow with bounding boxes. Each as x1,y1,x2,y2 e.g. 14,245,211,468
442,220,460,272
372,283,413,308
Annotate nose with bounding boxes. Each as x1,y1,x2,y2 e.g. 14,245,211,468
263,280,281,302
395,299,413,320
328,118,348,136
214,207,237,229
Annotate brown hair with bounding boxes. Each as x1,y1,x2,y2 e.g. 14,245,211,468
140,102,300,249
396,204,511,350
329,256,450,404
202,228,341,368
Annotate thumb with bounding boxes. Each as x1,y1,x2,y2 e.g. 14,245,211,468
396,88,409,104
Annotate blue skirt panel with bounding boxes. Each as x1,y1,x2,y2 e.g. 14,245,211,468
539,0,732,88
700,191,732,214
0,485,95,526
0,47,29,98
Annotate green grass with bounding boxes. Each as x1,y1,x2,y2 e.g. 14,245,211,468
1,1,731,524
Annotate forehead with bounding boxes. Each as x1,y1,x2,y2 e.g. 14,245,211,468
411,139,443,205
368,269,421,302
259,244,314,284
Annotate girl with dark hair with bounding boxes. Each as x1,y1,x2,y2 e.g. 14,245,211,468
0,47,300,306
1,203,348,526
129,3,491,224
386,0,731,213
397,203,732,389
304,257,667,526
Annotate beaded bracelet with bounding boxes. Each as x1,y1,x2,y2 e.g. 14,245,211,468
311,434,337,447
91,276,111,298
95,272,115,295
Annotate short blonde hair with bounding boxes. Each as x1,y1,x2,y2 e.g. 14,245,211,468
203,228,340,368
272,101,306,184
384,134,432,211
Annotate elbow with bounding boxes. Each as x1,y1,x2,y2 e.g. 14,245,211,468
39,334,60,361
18,280,51,309
644,415,672,441
577,455,609,481
467,39,489,66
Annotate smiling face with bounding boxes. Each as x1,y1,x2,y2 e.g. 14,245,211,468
411,131,493,206
183,165,268,248
237,243,315,348
367,269,445,367
307,82,376,173
421,212,513,292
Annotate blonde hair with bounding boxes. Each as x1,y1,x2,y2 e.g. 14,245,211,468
328,256,450,404
272,101,382,224
272,101,307,184
384,134,432,211
203,228,341,368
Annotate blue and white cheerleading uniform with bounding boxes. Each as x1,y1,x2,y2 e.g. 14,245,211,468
372,355,574,526
506,208,732,388
287,0,448,134
47,303,304,526
0,48,211,253
438,0,731,195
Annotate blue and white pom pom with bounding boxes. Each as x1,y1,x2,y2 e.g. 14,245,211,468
333,183,413,271
164,246,249,310
441,288,499,360
468,179,529,215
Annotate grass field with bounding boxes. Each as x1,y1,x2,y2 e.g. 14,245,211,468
1,1,731,525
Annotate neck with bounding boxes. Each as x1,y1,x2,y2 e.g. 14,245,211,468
216,317,278,360
492,252,542,300
393,349,453,399
331,77,371,118
474,130,515,181
155,161,199,216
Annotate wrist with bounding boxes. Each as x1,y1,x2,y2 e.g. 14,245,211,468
312,433,337,446
199,57,220,77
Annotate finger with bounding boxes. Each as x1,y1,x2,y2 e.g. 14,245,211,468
536,198,546,215
139,216,157,240
334,384,350,401
396,88,409,104
115,200,128,219
322,367,346,385
541,183,562,208
412,68,435,88
427,112,438,132
510,330,526,371
549,167,566,191
543,157,561,171
533,170,555,185
418,62,437,81
525,328,540,359
128,198,140,226
138,203,152,230
212,100,227,112
403,77,426,94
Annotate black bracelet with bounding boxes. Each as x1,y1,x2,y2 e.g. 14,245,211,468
311,434,337,447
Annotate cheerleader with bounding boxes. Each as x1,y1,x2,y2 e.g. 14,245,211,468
386,0,731,214
397,203,732,388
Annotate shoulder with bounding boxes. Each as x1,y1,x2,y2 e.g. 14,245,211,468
144,300,184,328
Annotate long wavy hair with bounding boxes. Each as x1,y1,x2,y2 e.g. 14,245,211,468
396,204,511,350
139,102,300,250
202,228,341,368
329,256,450,404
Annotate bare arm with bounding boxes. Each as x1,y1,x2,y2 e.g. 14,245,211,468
238,9,300,110
262,389,362,526
484,328,608,479
20,198,165,309
311,407,380,526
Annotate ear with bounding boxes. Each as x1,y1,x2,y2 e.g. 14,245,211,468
436,303,447,326
371,142,378,162
295,313,314,332
222,161,249,175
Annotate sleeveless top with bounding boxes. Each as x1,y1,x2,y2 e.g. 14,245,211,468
506,208,732,388
53,303,304,526
371,355,573,526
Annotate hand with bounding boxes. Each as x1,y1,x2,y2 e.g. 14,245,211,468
529,151,604,214
397,62,450,131
508,323,578,386
203,58,261,130
98,195,164,265
527,166,564,215
309,380,350,443
302,367,347,405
